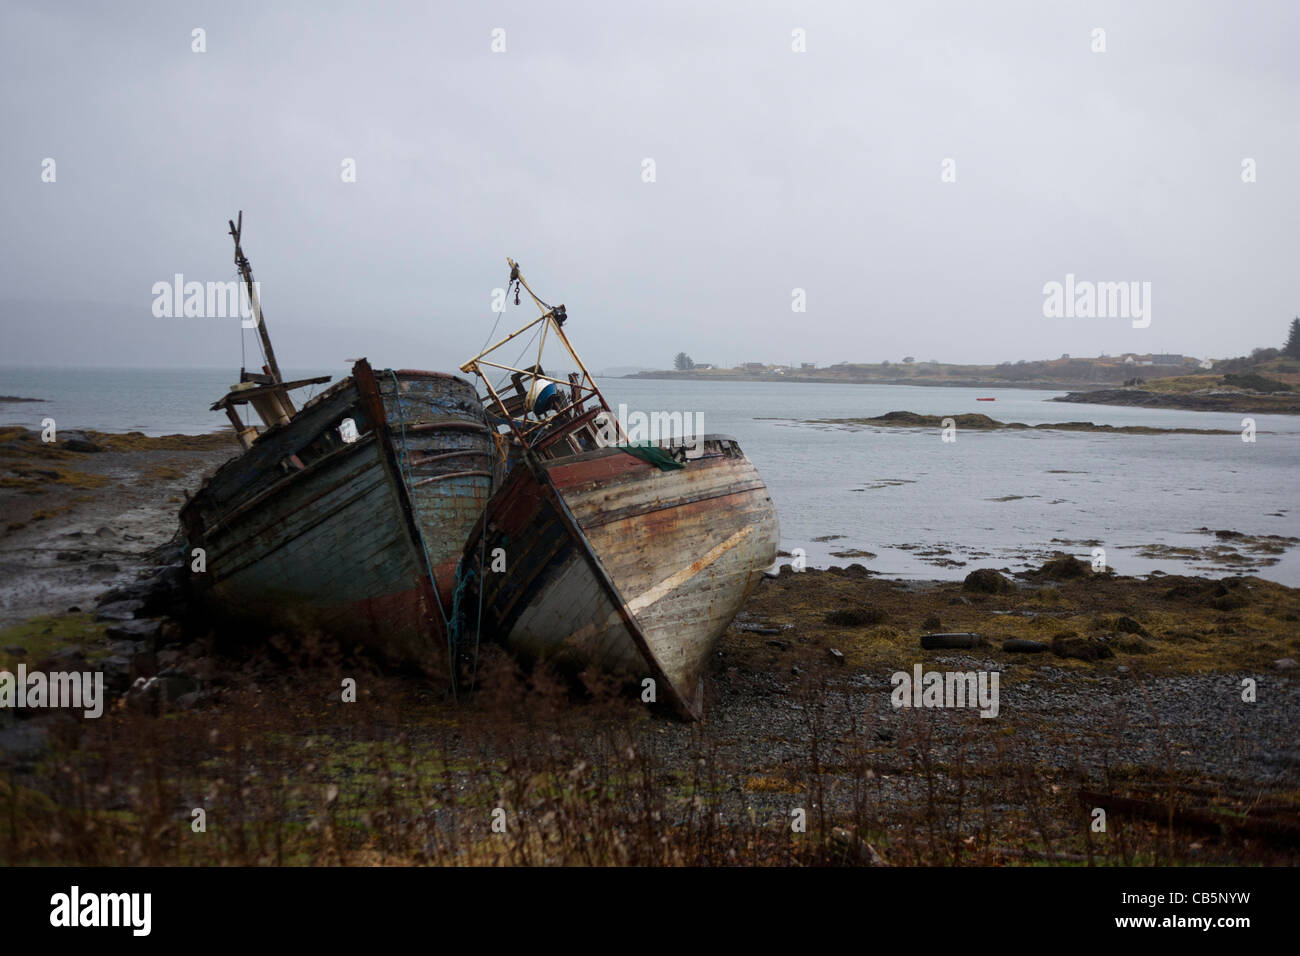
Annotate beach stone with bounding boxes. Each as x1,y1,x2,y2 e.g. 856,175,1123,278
96,583,147,605
105,618,162,645
1273,658,1297,671
1051,632,1114,661
94,599,144,621
833,563,872,578
827,647,845,665
1033,554,1090,580
98,656,134,694
2,645,26,657
962,568,1011,594
1003,639,1049,653
60,431,102,453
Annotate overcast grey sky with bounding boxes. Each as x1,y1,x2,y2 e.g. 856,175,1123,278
1,0,1296,372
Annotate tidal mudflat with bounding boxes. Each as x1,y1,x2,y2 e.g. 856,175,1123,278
1,429,1296,866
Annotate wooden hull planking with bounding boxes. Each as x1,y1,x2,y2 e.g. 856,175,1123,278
466,436,779,717
180,360,492,665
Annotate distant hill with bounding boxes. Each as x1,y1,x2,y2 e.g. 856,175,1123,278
1050,353,1300,414
625,354,1215,390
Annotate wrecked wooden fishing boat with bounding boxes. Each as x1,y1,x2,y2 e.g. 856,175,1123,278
455,261,779,718
179,214,493,664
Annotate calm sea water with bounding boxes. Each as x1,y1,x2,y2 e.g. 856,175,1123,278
4,367,1298,584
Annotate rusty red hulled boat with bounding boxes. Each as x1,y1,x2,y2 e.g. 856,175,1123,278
455,261,779,718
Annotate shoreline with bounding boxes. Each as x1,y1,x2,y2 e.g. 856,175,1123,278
624,373,1300,414
1051,387,1300,415
766,410,1241,435
0,427,1297,865
626,372,1078,390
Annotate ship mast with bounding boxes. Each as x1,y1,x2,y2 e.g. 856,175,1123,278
229,210,285,388
460,259,629,455
210,213,330,448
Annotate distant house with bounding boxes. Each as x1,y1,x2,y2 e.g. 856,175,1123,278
742,362,766,371
1123,355,1136,365
694,363,715,370
800,362,817,370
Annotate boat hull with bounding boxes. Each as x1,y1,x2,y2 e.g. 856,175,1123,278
180,361,492,665
463,436,778,717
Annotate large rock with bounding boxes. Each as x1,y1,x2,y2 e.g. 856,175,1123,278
1032,554,1090,580
1051,632,1114,661
94,599,144,622
60,430,102,453
98,655,135,694
1003,639,1049,653
105,618,163,645
96,563,188,617
963,568,1012,594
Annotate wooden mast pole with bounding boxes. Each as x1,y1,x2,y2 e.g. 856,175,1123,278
228,211,285,386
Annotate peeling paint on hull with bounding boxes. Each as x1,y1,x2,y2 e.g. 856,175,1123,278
180,360,492,665
463,436,779,718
